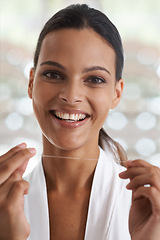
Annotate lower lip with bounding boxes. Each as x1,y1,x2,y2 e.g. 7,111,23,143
50,113,90,128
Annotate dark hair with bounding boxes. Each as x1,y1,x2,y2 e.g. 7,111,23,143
34,4,124,81
33,4,127,165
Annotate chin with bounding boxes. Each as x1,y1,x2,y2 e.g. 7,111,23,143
43,132,86,151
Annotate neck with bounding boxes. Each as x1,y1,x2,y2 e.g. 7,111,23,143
42,138,100,194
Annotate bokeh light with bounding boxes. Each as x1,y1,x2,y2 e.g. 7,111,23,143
123,83,142,101
0,0,159,169
147,97,160,115
135,138,156,157
16,97,33,115
106,111,128,130
5,112,24,131
135,112,156,130
7,48,23,66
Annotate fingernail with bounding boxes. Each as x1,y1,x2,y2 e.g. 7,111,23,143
119,172,124,177
17,143,26,149
126,160,133,166
28,148,36,154
126,183,129,189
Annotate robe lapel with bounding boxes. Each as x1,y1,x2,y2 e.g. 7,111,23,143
84,148,119,240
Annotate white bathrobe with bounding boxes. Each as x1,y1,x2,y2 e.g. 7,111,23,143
24,146,132,240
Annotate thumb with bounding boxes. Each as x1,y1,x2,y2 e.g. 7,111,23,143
15,148,36,176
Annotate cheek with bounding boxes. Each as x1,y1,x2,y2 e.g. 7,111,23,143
32,82,56,109
88,90,112,131
31,85,50,123
93,90,113,114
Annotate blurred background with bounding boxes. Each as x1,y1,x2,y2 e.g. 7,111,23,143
0,0,160,173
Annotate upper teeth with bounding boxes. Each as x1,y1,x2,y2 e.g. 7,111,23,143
55,111,86,121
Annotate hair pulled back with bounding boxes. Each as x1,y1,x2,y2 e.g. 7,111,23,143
34,4,124,81
33,4,127,165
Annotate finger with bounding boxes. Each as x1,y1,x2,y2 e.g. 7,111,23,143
126,173,160,191
8,179,29,200
126,159,153,169
0,171,22,202
17,160,29,175
6,180,29,212
120,163,160,180
119,167,147,179
0,160,29,204
0,143,27,163
0,148,36,185
133,186,160,218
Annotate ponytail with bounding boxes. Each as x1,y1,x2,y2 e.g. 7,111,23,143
99,128,127,167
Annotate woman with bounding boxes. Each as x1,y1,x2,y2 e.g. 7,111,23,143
0,4,160,240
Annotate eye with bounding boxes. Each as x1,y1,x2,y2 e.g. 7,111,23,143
43,70,63,80
86,76,107,85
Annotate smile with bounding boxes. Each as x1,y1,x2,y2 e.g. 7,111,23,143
50,110,90,122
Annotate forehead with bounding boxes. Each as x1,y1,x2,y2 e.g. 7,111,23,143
38,28,116,73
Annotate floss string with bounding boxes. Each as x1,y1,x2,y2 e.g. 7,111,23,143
42,154,98,161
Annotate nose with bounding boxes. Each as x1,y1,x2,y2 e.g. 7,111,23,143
59,80,83,104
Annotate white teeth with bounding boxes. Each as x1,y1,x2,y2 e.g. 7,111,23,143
75,114,79,121
70,114,75,120
64,113,69,119
78,114,81,120
54,111,86,121
57,112,60,118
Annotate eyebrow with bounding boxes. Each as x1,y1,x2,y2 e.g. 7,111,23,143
40,61,66,71
40,61,111,75
83,66,111,75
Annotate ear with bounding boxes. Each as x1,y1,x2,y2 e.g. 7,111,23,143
28,68,35,99
111,79,124,109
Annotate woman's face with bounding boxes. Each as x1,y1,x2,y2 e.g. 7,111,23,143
28,28,123,151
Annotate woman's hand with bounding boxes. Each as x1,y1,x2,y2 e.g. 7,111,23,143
119,159,160,240
0,143,36,240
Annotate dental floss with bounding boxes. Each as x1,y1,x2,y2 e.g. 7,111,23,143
42,154,98,160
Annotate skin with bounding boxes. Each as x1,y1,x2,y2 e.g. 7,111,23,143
28,28,123,154
0,28,160,240
0,143,36,240
28,28,123,239
120,160,160,240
